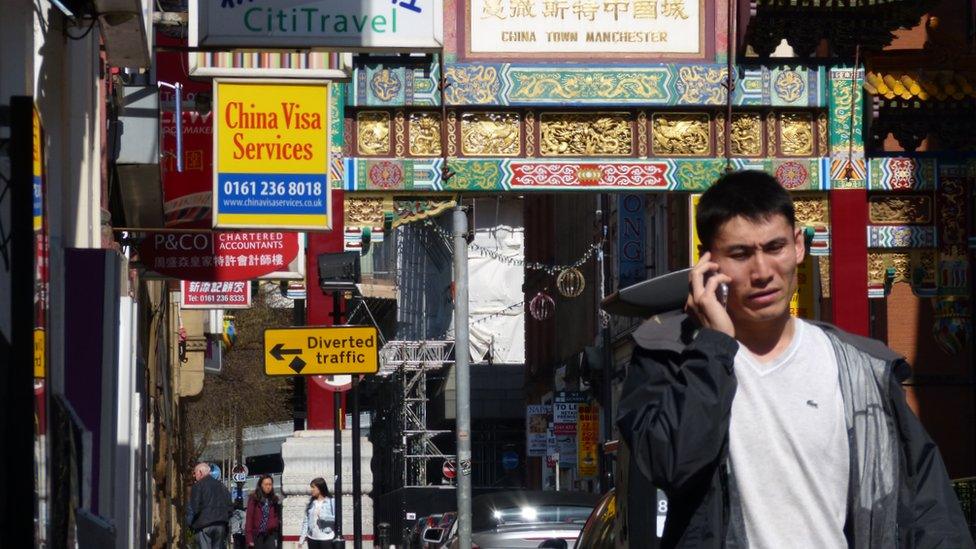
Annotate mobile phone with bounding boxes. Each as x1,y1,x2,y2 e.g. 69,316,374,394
705,271,729,308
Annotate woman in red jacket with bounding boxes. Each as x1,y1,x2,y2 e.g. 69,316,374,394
245,475,281,548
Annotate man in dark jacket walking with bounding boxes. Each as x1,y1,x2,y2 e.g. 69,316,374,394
617,171,973,548
188,462,233,549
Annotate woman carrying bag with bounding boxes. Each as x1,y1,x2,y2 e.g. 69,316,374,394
245,475,281,548
298,477,336,548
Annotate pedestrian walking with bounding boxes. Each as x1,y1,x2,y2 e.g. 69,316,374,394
617,170,974,548
245,475,281,548
298,477,337,548
187,462,233,549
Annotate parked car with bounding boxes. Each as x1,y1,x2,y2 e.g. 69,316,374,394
422,513,457,548
538,442,667,549
445,490,599,548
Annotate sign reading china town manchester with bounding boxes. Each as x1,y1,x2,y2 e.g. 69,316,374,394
466,0,704,58
191,0,442,51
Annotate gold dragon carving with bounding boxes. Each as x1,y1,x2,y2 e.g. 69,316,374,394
780,112,814,156
540,112,632,156
794,196,829,225
344,195,388,227
409,112,442,156
868,195,932,224
730,113,762,156
356,111,391,156
651,113,710,156
460,112,521,156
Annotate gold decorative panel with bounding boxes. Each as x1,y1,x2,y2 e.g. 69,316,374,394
730,113,762,157
817,112,828,156
447,110,458,157
408,112,441,156
540,112,632,156
869,195,933,224
356,111,391,156
780,112,814,156
525,110,536,157
460,112,520,156
766,112,777,156
394,111,406,158
651,113,710,156
794,196,829,225
715,112,725,156
637,111,648,158
344,195,389,226
819,256,830,298
867,251,937,288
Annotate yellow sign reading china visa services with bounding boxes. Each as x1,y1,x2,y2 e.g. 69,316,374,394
213,79,331,231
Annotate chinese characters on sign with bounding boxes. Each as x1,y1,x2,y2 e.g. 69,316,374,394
180,280,253,309
468,0,703,56
140,231,301,281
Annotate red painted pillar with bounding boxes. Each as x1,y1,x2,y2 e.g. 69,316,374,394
305,188,346,429
829,189,869,336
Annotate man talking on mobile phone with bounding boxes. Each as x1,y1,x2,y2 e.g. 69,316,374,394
617,170,973,548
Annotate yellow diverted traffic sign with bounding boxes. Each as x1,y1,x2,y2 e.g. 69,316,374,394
264,326,379,376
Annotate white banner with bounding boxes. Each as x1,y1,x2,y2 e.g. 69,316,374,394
467,0,703,55
192,0,443,51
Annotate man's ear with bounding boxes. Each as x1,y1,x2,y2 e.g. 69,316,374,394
794,226,806,264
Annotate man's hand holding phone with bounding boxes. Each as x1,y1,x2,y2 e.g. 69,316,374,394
686,252,735,338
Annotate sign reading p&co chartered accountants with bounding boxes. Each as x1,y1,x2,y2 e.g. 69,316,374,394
192,0,442,51
264,326,379,376
214,80,331,231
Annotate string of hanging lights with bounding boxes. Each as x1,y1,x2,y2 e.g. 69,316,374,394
422,220,604,276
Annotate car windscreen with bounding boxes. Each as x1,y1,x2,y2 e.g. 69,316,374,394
482,505,593,529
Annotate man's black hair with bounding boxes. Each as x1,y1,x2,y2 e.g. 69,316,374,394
696,170,795,250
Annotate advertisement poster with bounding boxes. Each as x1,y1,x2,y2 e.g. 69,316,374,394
553,401,578,434
577,404,600,478
526,404,550,457
213,79,331,230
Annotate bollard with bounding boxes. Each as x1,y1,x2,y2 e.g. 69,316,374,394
375,523,391,548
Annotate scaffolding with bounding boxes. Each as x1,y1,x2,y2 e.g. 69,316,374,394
379,340,455,487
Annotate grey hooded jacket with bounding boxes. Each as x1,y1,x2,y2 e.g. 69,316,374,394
616,312,974,548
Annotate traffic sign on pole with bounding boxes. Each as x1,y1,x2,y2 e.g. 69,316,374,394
232,464,249,483
264,326,379,376
442,460,457,480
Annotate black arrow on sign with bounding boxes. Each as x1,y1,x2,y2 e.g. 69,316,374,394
270,343,302,361
288,356,307,374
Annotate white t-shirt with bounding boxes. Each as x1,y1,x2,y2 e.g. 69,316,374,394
728,319,850,548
